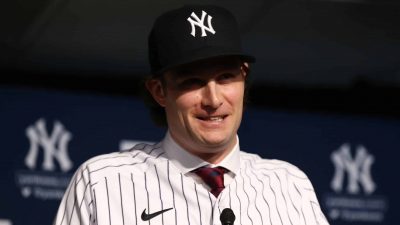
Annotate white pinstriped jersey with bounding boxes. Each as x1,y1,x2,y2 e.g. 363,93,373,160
54,134,329,225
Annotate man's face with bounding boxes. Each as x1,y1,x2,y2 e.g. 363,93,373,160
146,57,247,163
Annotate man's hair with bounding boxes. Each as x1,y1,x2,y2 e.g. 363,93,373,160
141,61,252,127
141,73,168,127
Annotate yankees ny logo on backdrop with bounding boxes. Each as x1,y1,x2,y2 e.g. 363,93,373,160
331,143,376,195
25,118,73,172
187,10,216,37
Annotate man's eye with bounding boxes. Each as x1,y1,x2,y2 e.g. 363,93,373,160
218,73,236,82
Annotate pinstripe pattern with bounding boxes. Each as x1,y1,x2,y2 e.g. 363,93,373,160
54,140,329,225
130,174,137,225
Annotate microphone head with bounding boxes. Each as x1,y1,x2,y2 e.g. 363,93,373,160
220,208,235,225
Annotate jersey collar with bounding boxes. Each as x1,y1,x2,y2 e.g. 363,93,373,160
162,131,240,176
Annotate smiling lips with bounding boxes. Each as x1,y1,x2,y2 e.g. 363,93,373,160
197,115,228,122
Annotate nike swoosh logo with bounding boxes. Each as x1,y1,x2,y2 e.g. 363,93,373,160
141,208,173,221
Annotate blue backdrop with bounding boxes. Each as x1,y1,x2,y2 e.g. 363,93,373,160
1,87,398,225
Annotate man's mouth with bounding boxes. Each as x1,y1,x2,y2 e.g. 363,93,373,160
197,115,227,122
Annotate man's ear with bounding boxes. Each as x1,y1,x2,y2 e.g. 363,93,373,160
145,79,166,107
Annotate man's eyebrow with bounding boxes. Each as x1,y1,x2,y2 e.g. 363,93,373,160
170,68,204,80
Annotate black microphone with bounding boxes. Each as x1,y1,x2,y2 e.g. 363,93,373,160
220,208,235,225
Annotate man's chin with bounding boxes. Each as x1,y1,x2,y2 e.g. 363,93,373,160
194,139,235,163
198,135,235,150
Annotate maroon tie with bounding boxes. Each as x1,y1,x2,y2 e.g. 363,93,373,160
193,166,227,197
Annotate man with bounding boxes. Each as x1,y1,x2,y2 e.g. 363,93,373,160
54,5,329,225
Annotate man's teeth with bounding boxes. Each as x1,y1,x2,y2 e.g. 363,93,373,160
207,116,223,121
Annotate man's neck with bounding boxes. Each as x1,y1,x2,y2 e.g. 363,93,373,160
169,132,237,165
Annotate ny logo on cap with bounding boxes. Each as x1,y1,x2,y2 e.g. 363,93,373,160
187,10,216,37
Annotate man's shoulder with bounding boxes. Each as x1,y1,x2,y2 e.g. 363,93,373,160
80,142,166,174
239,151,308,180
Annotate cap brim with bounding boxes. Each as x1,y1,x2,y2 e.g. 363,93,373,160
155,48,255,75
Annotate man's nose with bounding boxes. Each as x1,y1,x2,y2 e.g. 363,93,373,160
201,81,223,109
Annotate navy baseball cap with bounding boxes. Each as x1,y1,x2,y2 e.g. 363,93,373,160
148,5,256,75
